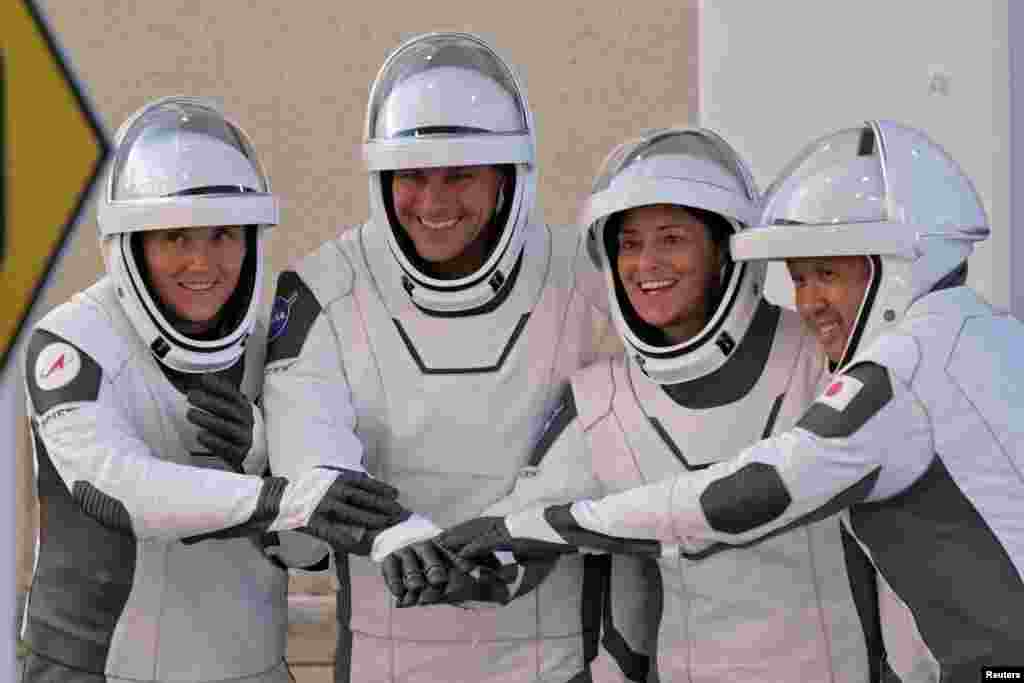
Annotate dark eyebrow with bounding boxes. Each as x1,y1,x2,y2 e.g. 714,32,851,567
620,222,693,236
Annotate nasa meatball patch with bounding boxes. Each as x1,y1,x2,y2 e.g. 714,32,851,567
265,271,322,365
268,291,299,342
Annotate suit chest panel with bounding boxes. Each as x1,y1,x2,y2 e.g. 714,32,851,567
331,229,583,521
363,296,568,462
588,315,817,489
622,362,791,482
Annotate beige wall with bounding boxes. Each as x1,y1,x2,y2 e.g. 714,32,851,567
20,1,697,674
34,1,698,307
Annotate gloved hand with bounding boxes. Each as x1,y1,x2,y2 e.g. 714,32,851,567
381,539,537,608
181,468,409,547
298,468,412,556
440,503,664,562
186,374,264,474
439,509,578,562
381,539,452,607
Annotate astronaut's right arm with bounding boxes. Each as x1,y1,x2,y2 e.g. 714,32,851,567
262,270,367,479
23,327,377,543
261,270,414,563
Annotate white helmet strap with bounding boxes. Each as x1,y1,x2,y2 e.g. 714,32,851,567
835,255,883,370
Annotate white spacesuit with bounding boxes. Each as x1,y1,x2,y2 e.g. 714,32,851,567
21,98,402,683
261,33,615,683
448,121,1024,681
458,128,871,682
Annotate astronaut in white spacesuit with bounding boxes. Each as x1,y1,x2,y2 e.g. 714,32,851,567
402,127,872,682
261,32,616,683
442,120,1024,681
20,97,405,683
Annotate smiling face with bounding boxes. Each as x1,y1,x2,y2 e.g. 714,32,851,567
141,225,246,335
615,204,723,344
391,164,504,277
787,255,872,364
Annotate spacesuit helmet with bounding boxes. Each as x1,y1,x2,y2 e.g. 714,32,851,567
363,32,536,314
732,120,988,369
578,127,764,384
97,96,279,374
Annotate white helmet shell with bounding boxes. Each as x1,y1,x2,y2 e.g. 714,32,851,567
732,120,989,368
578,128,764,384
363,32,536,314
97,96,279,373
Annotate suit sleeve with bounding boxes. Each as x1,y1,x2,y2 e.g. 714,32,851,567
262,270,367,480
25,327,282,542
569,362,935,555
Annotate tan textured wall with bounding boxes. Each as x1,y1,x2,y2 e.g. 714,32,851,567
21,1,698,675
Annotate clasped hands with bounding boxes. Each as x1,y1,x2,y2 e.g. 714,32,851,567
378,509,577,609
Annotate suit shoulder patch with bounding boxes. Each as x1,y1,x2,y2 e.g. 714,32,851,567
266,270,323,365
25,328,102,415
797,362,893,439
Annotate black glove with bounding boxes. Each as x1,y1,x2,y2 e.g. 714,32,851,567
439,513,577,562
441,505,663,561
380,539,452,607
299,468,412,555
430,555,545,608
186,374,257,473
381,539,534,608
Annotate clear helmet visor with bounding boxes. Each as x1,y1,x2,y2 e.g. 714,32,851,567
743,122,988,261
762,126,888,228
98,96,276,373
582,128,761,259
366,33,529,144
362,32,536,315
577,128,767,384
593,128,754,201
110,98,269,202
737,121,988,372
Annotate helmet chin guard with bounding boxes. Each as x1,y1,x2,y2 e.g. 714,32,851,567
97,96,278,373
578,127,764,384
733,120,988,368
363,32,536,314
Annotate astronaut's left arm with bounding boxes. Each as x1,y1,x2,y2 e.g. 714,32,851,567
452,361,934,560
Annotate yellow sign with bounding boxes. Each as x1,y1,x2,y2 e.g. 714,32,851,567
1,0,109,374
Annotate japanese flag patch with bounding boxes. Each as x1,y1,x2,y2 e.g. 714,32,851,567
34,342,81,392
818,375,865,412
